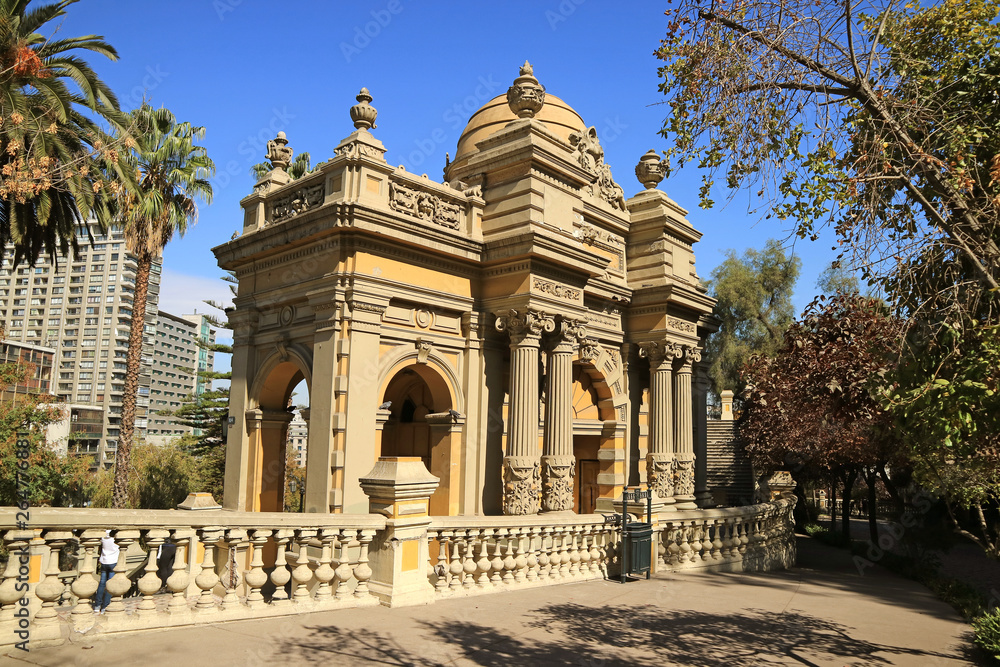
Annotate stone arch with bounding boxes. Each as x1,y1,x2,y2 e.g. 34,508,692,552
244,344,313,513
377,348,464,515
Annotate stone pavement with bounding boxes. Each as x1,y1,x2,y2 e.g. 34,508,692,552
5,537,984,667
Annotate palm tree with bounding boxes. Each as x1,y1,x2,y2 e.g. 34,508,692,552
111,105,214,509
0,0,130,266
249,151,311,181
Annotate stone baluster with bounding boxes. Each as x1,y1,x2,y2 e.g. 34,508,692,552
512,528,528,583
542,319,584,512
739,518,750,555
476,529,492,589
461,531,477,590
490,529,506,585
314,529,338,604
292,529,317,604
194,528,221,613
496,309,553,515
269,529,293,606
0,531,32,628
591,528,604,576
244,529,271,610
525,528,540,583
137,529,169,615
501,531,516,585
334,530,355,601
557,527,571,579
568,526,582,577
33,531,72,637
578,528,591,576
105,530,138,620
677,523,691,564
639,341,680,507
353,529,374,598
447,531,463,593
220,529,247,611
537,527,551,580
433,530,450,595
166,531,190,614
690,522,703,562
712,520,724,560
70,529,103,623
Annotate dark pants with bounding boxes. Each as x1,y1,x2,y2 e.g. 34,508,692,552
94,563,115,611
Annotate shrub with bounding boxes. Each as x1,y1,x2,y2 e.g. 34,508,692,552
973,608,1000,661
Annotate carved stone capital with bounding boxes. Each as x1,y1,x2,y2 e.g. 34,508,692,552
674,456,696,498
676,345,701,372
495,309,554,347
540,455,575,513
647,453,676,499
638,340,682,370
503,455,540,515
547,317,586,353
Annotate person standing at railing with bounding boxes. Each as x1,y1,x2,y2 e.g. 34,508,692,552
93,530,119,615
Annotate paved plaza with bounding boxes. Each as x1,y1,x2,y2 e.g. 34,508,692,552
6,537,984,667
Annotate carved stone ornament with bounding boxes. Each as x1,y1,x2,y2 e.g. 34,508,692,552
415,338,433,364
503,455,540,515
532,278,580,301
271,182,325,223
334,141,385,160
667,316,697,335
265,131,293,172
568,126,627,211
638,340,682,370
350,87,378,130
674,457,695,497
647,453,676,499
541,456,575,512
389,181,462,230
578,338,602,364
495,308,555,345
635,149,666,190
506,61,546,119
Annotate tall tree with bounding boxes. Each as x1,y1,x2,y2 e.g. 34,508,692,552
703,239,800,398
0,0,131,266
111,105,214,509
816,262,861,297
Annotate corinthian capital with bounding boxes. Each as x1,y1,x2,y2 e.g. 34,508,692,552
495,308,555,346
677,345,702,372
548,317,587,353
638,340,682,369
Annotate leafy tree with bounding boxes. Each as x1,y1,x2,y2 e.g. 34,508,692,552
741,294,905,539
111,105,214,509
656,0,1000,319
0,0,132,267
89,442,199,509
0,361,90,506
703,239,800,398
250,151,311,182
816,262,861,297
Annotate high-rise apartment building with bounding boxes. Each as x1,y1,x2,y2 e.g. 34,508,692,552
0,225,160,469
287,412,307,467
147,311,216,446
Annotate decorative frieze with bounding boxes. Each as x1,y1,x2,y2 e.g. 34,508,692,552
271,182,325,223
334,141,386,160
389,180,463,230
668,317,698,335
532,278,580,301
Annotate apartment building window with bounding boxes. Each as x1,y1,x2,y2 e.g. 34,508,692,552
88,286,100,293
89,276,103,283
87,297,100,303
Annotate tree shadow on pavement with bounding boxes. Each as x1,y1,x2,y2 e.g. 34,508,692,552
280,602,970,666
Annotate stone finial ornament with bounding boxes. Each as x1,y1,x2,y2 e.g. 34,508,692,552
635,149,666,190
350,87,378,130
506,61,546,119
265,131,293,172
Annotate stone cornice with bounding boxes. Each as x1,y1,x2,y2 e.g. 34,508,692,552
482,229,609,277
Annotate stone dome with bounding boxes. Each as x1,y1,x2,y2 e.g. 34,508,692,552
450,93,586,169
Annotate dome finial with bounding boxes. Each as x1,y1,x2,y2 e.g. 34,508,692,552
507,61,545,119
350,87,378,131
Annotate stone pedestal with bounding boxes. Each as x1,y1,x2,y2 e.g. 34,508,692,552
360,457,440,608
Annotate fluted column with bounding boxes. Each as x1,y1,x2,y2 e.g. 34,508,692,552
673,347,700,510
542,318,585,512
693,359,712,507
496,309,554,515
639,341,679,508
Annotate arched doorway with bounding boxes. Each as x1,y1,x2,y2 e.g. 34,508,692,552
248,358,309,513
571,360,621,514
379,363,457,515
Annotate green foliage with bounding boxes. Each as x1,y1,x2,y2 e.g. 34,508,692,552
974,608,1000,661
0,0,133,267
816,262,861,297
250,151,312,181
90,443,199,509
704,239,800,397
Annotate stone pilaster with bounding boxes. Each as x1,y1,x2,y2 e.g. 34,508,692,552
495,309,554,515
673,346,700,510
541,318,585,512
639,340,679,507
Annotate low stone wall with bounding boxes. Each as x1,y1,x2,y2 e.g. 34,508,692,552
0,496,796,649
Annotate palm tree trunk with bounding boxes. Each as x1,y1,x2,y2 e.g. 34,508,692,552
111,253,151,508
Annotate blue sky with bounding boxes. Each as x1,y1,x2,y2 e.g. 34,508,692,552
60,0,841,328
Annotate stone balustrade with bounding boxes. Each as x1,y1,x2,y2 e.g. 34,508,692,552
0,494,795,649
427,515,617,596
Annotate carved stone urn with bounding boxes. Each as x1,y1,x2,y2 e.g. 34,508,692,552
350,88,378,130
506,61,546,119
635,149,666,190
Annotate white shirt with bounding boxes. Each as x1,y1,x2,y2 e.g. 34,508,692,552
99,536,119,565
